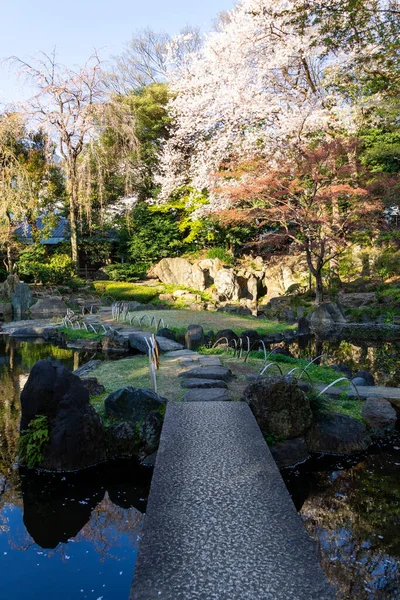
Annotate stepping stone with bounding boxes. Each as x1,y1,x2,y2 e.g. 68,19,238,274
179,359,199,368
180,378,228,389
129,332,184,353
183,388,232,402
198,357,222,367
179,366,233,382
165,350,199,358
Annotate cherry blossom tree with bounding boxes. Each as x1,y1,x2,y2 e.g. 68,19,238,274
157,0,348,205
9,51,107,272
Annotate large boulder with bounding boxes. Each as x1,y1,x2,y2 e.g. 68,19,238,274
139,411,163,454
214,329,239,345
12,282,33,317
101,330,130,351
352,370,375,386
305,412,371,454
240,329,259,344
106,422,138,457
297,317,311,336
308,302,346,333
214,268,241,301
362,397,397,434
20,360,106,470
30,298,68,317
80,377,105,397
151,257,207,291
270,437,310,468
185,324,205,350
0,301,12,316
156,328,176,341
243,376,313,439
197,258,223,281
104,387,167,422
0,273,19,299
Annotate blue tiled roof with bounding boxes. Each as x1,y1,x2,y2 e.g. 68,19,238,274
15,217,116,244
15,217,69,245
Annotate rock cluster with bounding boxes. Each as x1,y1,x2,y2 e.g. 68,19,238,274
150,256,267,306
19,359,167,471
105,387,167,456
0,274,33,318
242,375,373,467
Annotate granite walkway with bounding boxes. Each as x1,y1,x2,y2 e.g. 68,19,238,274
130,401,335,600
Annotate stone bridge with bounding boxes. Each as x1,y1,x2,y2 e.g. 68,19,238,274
130,401,335,600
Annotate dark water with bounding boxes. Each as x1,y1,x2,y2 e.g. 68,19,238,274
0,337,152,600
1,336,400,599
283,439,400,599
288,336,400,386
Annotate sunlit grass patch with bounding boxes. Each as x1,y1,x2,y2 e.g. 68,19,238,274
89,354,187,419
59,327,102,341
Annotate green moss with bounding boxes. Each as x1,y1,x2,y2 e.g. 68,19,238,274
89,354,188,413
265,433,285,446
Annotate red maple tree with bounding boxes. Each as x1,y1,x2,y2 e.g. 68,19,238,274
215,140,383,304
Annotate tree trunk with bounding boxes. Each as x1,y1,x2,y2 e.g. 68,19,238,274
315,269,324,305
67,166,80,275
69,193,79,275
6,214,13,273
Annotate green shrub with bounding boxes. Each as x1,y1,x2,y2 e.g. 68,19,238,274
63,277,87,291
18,415,50,468
16,248,74,285
206,247,234,264
376,287,400,305
104,263,147,282
374,251,400,280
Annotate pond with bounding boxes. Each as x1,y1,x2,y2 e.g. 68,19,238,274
1,335,400,599
288,335,400,386
283,439,400,599
0,336,152,600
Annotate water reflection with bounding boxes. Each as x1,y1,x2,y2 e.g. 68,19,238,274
283,441,400,599
288,336,400,386
19,461,151,550
0,337,152,600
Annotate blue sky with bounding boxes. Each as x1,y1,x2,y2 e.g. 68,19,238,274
0,0,235,104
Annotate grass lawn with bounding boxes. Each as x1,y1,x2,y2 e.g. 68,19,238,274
116,309,294,336
90,354,188,423
58,327,102,342
93,281,163,303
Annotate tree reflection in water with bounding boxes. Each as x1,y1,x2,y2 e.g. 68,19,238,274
289,336,400,386
284,446,400,600
0,336,151,599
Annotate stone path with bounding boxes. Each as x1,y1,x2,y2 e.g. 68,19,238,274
130,402,335,600
165,349,233,402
